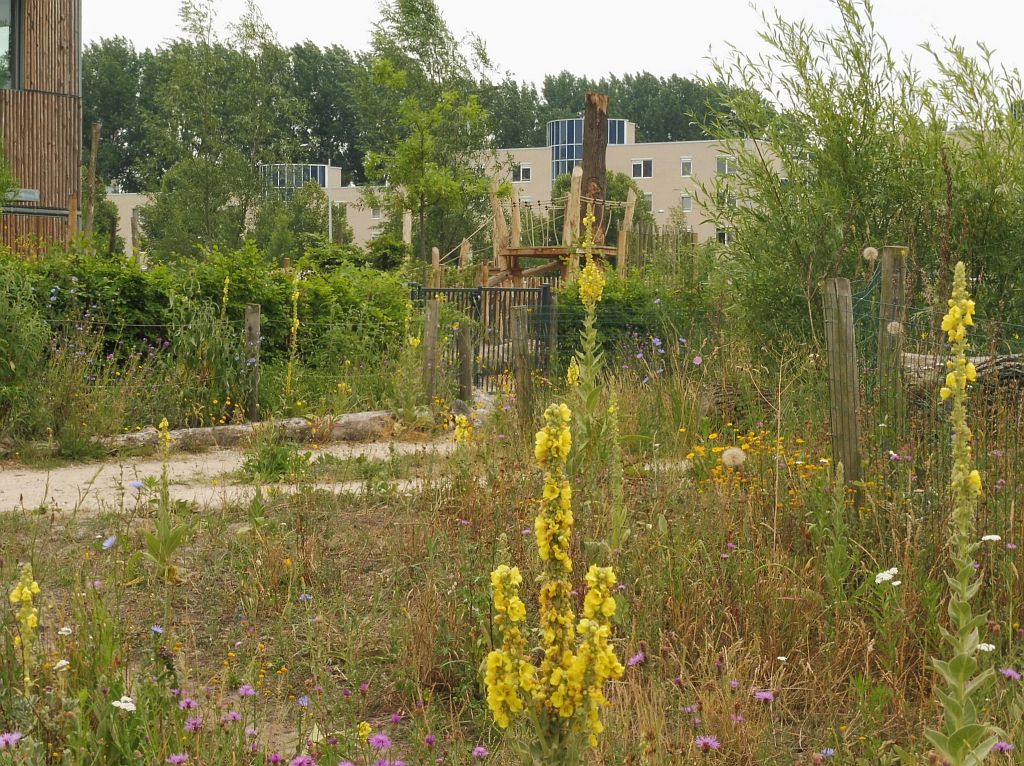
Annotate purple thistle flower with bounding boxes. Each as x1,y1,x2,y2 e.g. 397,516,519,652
289,757,317,766
1008,543,1018,551
390,712,403,724
238,684,256,697
179,698,198,710
693,355,703,366
472,745,489,758
222,711,242,724
993,741,1014,753
730,714,744,723
684,705,699,714
695,735,721,752
267,755,283,765
359,682,370,694
166,755,189,765
341,687,353,698
754,690,774,702
729,680,740,690
627,651,646,667
425,735,437,746
1001,667,1022,681
246,727,258,737
368,733,392,750
184,717,203,732
0,732,24,749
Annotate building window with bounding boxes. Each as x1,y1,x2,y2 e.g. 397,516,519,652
680,157,693,177
716,189,738,208
608,119,627,145
632,159,653,179
716,228,735,245
512,164,532,183
371,207,382,220
716,155,737,175
1,0,22,90
680,194,692,213
643,192,653,212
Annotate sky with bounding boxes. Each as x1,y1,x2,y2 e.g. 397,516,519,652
83,0,1024,87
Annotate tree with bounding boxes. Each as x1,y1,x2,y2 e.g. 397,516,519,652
252,181,329,264
81,37,154,192
479,78,545,147
357,0,495,261
289,42,364,181
141,0,304,258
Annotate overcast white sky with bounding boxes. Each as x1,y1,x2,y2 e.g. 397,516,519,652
83,0,1023,86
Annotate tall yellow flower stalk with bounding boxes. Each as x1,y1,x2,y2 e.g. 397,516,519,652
285,276,301,402
485,403,624,764
9,563,41,690
926,262,999,765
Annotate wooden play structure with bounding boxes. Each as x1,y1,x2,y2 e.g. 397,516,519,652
479,166,638,288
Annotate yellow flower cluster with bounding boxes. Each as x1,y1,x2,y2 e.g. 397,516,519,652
577,208,606,310
158,416,171,455
943,263,983,524
534,404,574,570
484,402,623,753
485,565,537,728
453,414,473,445
566,357,581,387
357,721,371,741
9,563,40,687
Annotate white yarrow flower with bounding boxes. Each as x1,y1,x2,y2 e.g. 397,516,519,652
53,659,70,672
777,656,788,662
892,580,902,587
981,534,1002,542
57,626,73,637
978,643,996,653
112,695,136,712
875,567,899,584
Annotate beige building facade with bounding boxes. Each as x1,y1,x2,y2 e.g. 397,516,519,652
110,119,748,253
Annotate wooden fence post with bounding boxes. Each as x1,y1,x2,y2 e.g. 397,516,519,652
430,246,442,288
824,278,862,486
459,238,472,269
67,193,78,243
511,190,522,248
878,245,907,385
84,122,101,236
422,299,441,403
511,305,533,424
458,324,474,402
402,210,413,247
617,187,637,275
244,303,261,421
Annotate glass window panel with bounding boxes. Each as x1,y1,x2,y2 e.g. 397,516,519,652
0,0,13,89
681,194,692,212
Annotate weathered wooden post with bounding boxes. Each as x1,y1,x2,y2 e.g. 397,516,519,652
422,299,441,402
84,122,101,236
581,92,609,244
67,193,79,243
823,278,862,486
562,166,583,248
540,283,558,372
244,303,261,421
877,245,907,385
130,207,141,257
490,183,509,272
430,246,442,288
459,238,472,269
617,187,637,275
511,305,533,424
402,210,413,247
511,190,522,248
458,324,474,402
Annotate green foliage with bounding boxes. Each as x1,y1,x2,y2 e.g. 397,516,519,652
700,0,1024,343
0,263,48,434
253,181,329,265
366,234,411,271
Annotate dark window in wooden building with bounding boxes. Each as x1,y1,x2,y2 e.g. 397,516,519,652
0,0,21,89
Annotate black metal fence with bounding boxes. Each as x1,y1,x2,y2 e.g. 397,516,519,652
410,284,557,393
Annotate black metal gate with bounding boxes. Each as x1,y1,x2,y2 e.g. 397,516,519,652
410,283,556,393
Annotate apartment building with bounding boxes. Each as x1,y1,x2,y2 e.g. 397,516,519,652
110,117,745,252
501,118,745,244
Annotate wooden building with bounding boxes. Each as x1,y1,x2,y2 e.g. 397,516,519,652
1,0,82,248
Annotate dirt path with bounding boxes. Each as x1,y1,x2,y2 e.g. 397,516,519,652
0,440,454,515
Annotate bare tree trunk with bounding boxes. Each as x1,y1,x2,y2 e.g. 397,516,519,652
581,92,609,245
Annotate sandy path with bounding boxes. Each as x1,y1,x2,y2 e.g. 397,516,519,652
0,440,453,514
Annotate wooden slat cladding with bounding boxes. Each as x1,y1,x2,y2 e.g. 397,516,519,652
1,90,81,210
0,210,68,252
23,0,81,95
